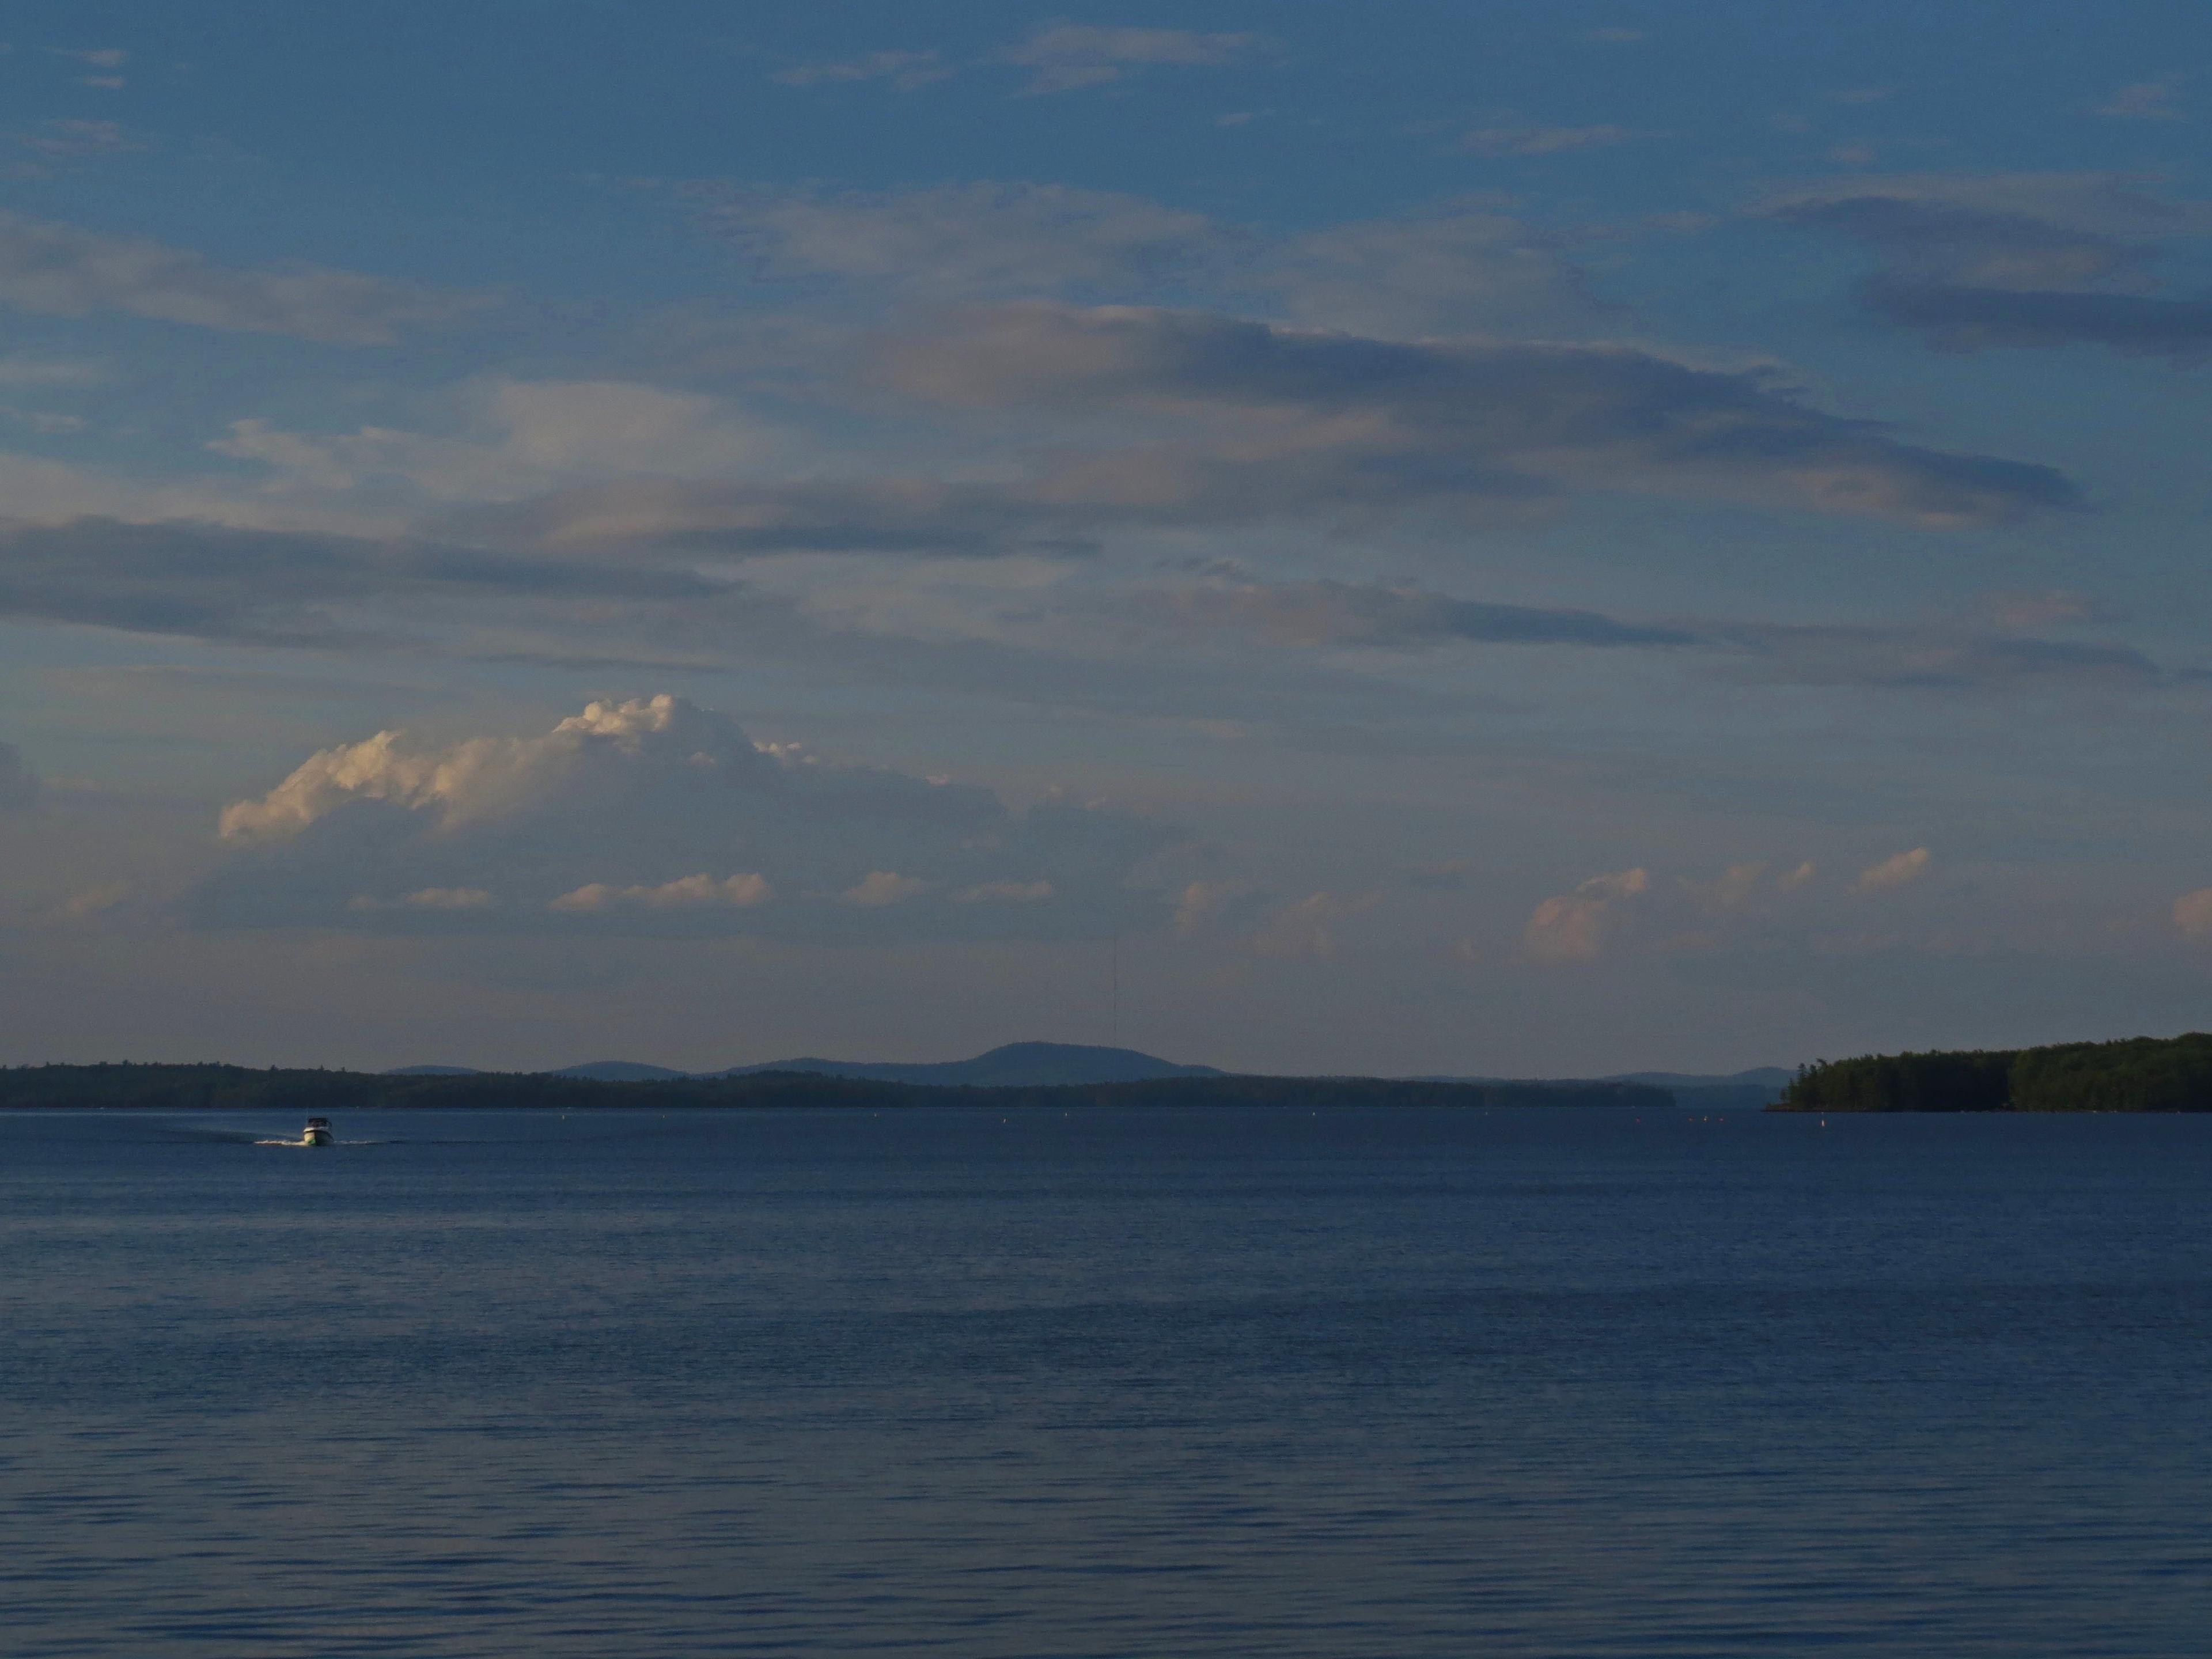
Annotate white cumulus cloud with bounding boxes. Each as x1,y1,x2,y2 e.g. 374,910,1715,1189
199,695,1169,941
839,870,932,906
1855,847,1931,892
2173,887,2212,938
1525,866,1647,963
1251,891,1370,960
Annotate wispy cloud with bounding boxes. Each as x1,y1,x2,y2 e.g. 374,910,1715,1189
1147,578,1693,650
550,873,771,912
55,881,130,921
2097,75,2187,122
772,49,950,91
52,46,127,90
840,870,931,906
767,28,1272,96
0,516,719,643
0,211,492,342
1251,891,1369,960
1761,172,2212,360
1461,123,1648,157
1257,199,1608,334
1138,575,2170,695
0,355,104,387
350,887,495,913
1707,620,2160,691
672,176,1603,335
678,180,1223,297
1003,25,1270,95
1863,283,2212,359
878,301,2080,528
955,878,1055,903
435,299,2080,587
0,738,37,809
20,119,141,158
210,377,793,503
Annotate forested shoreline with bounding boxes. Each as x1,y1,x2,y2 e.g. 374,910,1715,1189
1775,1033,2212,1112
0,1063,1667,1113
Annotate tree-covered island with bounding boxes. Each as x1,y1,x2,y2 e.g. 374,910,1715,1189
1775,1033,2212,1112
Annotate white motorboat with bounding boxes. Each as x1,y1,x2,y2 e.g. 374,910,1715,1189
302,1116,335,1147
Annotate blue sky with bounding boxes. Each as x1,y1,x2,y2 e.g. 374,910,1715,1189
3,2,2211,1074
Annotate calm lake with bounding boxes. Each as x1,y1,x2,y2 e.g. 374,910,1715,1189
3,1105,2208,1656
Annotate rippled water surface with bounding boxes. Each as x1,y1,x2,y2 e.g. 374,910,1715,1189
4,1105,2210,1656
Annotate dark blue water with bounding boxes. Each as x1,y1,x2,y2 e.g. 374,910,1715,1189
3,1106,2209,1656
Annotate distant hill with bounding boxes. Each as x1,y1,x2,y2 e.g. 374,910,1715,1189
711,1041,1225,1088
381,1044,1786,1103
386,1043,1225,1088
388,1062,687,1082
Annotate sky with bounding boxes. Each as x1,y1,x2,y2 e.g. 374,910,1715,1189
4,1,2212,1076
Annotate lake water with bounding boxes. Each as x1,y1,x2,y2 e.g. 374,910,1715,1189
3,1105,2209,1656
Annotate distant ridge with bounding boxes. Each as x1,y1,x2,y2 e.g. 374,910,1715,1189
387,1062,685,1081
387,1048,1790,1103
711,1041,1225,1088
385,1042,1223,1089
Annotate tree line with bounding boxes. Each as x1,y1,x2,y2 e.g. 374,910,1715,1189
1776,1033,2212,1112
0,1062,1671,1113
